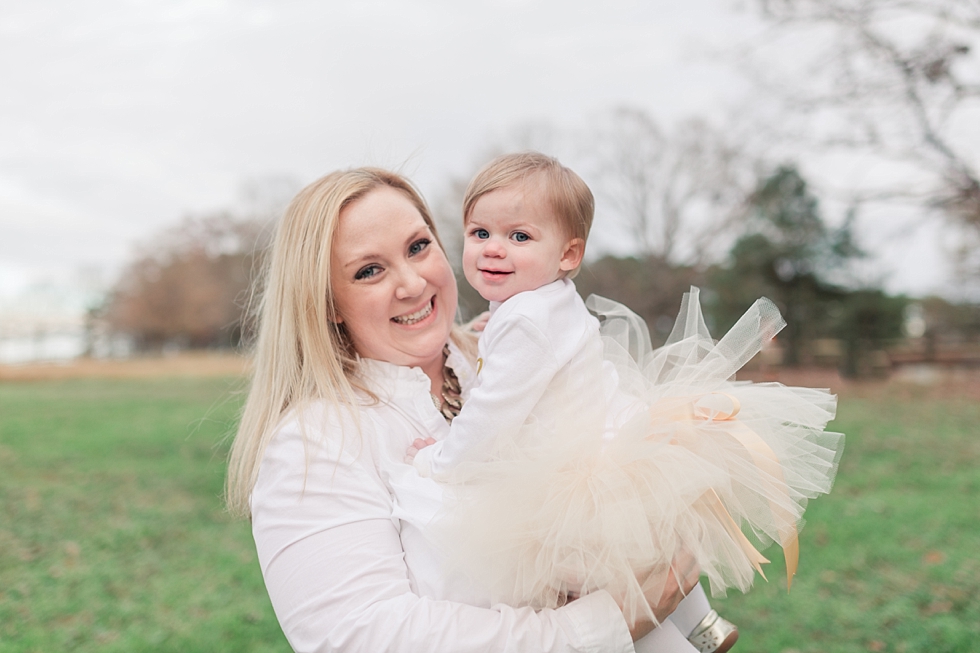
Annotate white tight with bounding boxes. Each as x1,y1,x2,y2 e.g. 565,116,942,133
634,582,712,653
668,582,712,636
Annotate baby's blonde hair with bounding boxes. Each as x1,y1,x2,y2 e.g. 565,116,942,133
462,151,595,246
226,167,473,517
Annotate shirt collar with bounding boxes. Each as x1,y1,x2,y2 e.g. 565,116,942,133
354,339,476,401
488,278,568,316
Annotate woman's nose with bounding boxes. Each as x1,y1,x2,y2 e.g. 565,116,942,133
394,265,426,299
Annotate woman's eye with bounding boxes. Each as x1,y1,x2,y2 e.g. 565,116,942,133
354,264,382,280
472,228,490,240
512,232,530,242
408,238,430,256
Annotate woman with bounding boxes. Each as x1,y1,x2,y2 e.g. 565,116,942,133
226,167,701,652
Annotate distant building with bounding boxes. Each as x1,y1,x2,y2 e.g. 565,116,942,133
0,280,131,364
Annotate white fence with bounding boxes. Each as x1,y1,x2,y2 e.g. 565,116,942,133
0,327,134,365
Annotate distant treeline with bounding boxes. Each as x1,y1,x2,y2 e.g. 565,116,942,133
96,166,980,378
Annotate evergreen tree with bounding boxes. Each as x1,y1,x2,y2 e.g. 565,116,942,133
710,165,859,366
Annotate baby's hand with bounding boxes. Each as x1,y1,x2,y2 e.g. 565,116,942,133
405,437,436,464
465,311,491,333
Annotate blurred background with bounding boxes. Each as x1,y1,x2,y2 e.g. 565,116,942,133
2,0,978,377
3,4,980,652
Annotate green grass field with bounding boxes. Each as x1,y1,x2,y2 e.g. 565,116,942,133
0,378,288,653
713,386,980,653
1,376,978,652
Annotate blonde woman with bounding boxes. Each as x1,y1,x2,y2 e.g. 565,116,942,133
226,167,701,653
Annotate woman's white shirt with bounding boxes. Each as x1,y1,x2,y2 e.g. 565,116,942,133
249,343,635,653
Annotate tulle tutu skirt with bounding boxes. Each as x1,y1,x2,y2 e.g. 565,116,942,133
435,288,844,624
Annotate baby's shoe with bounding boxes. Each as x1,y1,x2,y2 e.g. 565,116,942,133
687,609,738,653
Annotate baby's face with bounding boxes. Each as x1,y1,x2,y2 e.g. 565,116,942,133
462,180,581,303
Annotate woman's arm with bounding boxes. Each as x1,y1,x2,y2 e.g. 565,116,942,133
251,408,635,653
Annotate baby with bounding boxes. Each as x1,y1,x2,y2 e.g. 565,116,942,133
410,152,738,653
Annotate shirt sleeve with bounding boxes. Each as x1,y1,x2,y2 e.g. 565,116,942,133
251,410,635,653
414,313,559,480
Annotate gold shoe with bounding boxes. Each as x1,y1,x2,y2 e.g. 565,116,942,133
687,609,739,653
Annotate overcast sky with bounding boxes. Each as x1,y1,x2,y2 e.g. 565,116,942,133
0,0,972,308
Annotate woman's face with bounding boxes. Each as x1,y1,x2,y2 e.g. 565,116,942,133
331,185,458,373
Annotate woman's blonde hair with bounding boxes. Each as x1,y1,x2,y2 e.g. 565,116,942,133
225,167,469,517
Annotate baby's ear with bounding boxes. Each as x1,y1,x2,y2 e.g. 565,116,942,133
559,238,585,272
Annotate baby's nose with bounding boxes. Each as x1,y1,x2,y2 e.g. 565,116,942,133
483,238,506,257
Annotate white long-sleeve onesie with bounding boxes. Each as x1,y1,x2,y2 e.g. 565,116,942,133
413,278,605,480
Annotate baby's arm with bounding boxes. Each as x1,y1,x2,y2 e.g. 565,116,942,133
464,310,491,333
404,311,492,463
413,313,559,480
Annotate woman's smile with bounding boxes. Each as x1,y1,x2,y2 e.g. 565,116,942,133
392,296,435,325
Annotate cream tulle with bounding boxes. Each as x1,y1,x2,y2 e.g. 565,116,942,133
434,288,844,625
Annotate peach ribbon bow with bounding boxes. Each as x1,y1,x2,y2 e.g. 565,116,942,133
650,392,800,590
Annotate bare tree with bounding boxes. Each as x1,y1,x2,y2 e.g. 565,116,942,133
433,114,765,326
591,108,667,256
590,107,758,267
750,0,980,238
102,176,298,351
104,212,274,350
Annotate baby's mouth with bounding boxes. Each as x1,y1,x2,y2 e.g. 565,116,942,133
391,297,434,325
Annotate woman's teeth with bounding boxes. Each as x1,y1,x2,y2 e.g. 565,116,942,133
392,299,433,325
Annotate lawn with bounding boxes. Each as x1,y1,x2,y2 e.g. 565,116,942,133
713,385,980,653
0,377,289,653
1,375,978,652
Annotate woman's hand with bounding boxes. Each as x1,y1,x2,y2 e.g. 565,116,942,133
405,437,436,464
628,551,701,642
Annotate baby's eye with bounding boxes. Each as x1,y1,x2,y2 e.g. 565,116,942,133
355,264,382,280
408,238,430,256
512,231,530,243
472,228,490,239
